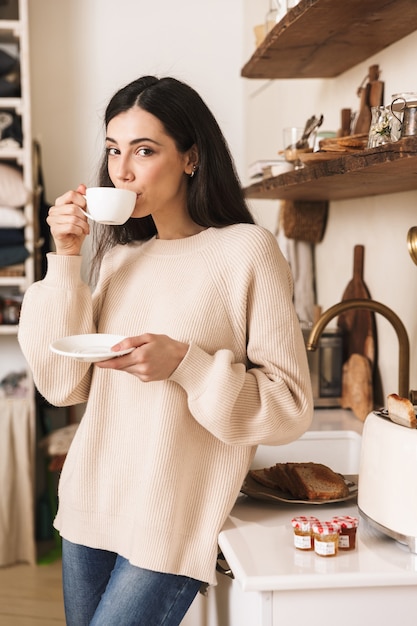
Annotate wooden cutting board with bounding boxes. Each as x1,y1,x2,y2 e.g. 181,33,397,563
337,245,377,366
353,64,384,135
337,245,378,420
340,353,373,421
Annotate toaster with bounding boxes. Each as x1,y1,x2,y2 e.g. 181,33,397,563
358,410,417,553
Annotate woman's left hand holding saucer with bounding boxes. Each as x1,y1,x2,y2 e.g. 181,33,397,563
96,333,189,382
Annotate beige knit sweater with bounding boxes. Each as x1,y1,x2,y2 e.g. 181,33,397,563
18,224,313,585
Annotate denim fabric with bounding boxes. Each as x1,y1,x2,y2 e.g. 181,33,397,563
62,539,202,626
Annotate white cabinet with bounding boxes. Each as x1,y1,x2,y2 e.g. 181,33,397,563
0,0,36,566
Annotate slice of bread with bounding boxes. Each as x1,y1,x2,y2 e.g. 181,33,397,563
288,462,349,500
387,393,417,428
250,463,296,494
249,462,349,501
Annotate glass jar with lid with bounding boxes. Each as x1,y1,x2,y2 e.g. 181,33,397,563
291,516,320,551
312,521,340,557
331,516,358,551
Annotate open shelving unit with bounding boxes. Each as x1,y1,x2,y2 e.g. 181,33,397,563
242,0,417,80
244,136,417,201
242,0,417,202
0,0,36,566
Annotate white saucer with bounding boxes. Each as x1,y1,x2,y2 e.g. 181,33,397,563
50,334,134,363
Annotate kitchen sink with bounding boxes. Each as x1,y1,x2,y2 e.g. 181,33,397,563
251,429,361,475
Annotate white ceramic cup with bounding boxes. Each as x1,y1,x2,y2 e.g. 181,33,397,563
81,187,137,225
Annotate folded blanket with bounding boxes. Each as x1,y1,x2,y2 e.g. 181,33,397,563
0,206,26,227
0,228,24,246
0,244,29,268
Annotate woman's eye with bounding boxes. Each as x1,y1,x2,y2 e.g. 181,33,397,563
138,147,154,157
106,147,119,156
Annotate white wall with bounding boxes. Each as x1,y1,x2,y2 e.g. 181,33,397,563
28,0,245,197
242,1,417,401
27,0,245,420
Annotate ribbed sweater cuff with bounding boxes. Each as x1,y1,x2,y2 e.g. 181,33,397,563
169,343,212,398
42,252,85,288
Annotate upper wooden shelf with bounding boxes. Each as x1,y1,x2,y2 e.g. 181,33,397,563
242,0,417,79
244,136,417,201
0,19,20,39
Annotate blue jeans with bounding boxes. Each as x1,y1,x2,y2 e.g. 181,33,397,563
62,539,203,625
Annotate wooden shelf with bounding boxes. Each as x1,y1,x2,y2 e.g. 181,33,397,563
244,137,417,201
0,325,18,336
0,146,23,161
0,97,21,109
0,19,20,40
0,277,26,290
242,0,417,79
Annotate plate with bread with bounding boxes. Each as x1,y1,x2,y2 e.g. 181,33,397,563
242,462,358,505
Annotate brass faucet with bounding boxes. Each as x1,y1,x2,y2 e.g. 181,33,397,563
306,298,410,399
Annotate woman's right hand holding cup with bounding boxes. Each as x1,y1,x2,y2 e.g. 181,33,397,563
47,184,90,256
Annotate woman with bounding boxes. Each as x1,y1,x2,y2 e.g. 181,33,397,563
18,76,313,625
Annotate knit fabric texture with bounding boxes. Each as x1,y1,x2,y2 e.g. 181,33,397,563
18,224,313,585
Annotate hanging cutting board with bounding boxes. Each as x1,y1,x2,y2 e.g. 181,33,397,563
353,64,384,135
337,245,377,366
337,245,378,420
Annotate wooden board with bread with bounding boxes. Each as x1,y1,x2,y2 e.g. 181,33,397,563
242,462,358,504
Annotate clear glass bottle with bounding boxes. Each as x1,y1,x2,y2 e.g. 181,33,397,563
367,106,394,148
265,0,284,34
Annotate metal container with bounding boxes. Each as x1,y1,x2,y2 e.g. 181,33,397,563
391,92,417,137
302,327,343,408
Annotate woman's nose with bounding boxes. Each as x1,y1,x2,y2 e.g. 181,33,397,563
115,157,134,182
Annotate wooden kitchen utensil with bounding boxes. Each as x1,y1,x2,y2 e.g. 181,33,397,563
353,64,384,135
337,245,379,419
337,245,377,367
340,353,373,421
338,108,352,137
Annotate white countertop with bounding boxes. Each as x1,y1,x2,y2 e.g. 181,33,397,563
218,497,417,592
218,409,417,593
309,407,364,435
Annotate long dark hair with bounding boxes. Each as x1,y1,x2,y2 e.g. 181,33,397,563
91,76,254,275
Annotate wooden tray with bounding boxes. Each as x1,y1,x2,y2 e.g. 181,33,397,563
298,151,348,164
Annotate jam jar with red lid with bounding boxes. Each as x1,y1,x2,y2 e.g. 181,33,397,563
312,521,340,557
331,516,359,550
291,516,320,551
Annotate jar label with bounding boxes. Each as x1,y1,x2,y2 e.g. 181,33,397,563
338,534,350,549
314,538,336,556
294,534,312,550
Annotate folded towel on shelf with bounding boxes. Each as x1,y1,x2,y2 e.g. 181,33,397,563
0,110,22,144
0,48,18,77
0,227,24,246
0,163,29,207
0,262,24,276
0,244,29,268
0,48,19,98
0,206,27,228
